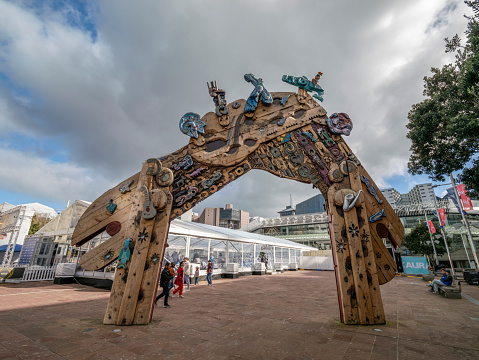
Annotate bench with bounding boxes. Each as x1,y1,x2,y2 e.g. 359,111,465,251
437,280,462,299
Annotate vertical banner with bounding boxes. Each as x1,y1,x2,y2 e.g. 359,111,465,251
425,220,436,234
446,187,461,212
457,184,474,211
438,208,446,227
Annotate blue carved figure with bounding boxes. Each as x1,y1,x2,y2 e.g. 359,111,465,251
106,199,117,214
244,73,273,113
179,112,205,139
117,238,132,269
282,73,324,102
370,209,386,223
360,175,383,204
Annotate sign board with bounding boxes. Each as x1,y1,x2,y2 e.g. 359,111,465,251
401,256,429,274
18,236,39,266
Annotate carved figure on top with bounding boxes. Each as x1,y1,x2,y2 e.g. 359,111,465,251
207,81,228,116
244,73,273,113
282,73,324,102
327,113,353,136
179,112,205,139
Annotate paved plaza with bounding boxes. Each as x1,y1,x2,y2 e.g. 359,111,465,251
0,271,478,359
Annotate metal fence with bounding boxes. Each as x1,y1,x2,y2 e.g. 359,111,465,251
21,265,57,282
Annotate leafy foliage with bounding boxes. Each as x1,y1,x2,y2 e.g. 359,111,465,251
403,222,448,259
407,1,479,196
28,214,51,235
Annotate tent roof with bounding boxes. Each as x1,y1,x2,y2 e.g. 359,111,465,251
169,219,316,250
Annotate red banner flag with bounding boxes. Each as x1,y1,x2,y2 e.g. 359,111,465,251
438,208,446,227
457,184,474,211
426,220,436,234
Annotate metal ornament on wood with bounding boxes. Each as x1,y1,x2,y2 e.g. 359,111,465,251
282,73,324,102
179,112,205,138
117,238,131,269
207,81,228,116
244,73,273,113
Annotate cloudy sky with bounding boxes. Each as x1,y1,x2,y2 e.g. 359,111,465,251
0,0,470,217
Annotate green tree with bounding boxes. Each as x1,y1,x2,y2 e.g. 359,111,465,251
403,222,448,262
406,0,479,197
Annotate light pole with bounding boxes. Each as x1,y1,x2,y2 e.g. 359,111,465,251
449,174,479,269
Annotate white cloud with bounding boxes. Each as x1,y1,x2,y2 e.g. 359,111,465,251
0,0,471,216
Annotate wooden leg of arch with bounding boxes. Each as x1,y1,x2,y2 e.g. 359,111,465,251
327,169,385,325
104,162,173,325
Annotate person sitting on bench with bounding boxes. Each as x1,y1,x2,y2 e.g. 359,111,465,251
428,269,453,293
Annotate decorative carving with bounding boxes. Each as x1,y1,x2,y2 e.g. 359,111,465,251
106,221,122,236
282,73,324,102
343,190,363,212
140,185,157,220
188,167,206,178
327,113,353,136
328,164,344,183
171,155,193,171
337,240,348,253
207,81,228,116
117,238,131,269
369,209,386,223
360,175,383,204
232,101,241,109
179,112,205,139
201,170,222,189
244,73,273,113
376,223,389,238
280,95,290,105
348,224,359,237
277,133,291,143
146,158,162,176
106,199,117,214
138,228,149,244
340,160,357,175
119,180,133,194
175,186,198,206
156,169,174,187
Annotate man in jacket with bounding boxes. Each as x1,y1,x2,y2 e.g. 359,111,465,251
155,263,174,308
428,269,453,293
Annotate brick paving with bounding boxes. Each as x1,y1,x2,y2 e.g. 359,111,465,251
0,271,478,359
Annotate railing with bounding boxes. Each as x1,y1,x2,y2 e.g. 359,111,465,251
21,265,57,282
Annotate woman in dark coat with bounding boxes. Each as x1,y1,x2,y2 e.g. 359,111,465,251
155,263,174,308
172,261,185,298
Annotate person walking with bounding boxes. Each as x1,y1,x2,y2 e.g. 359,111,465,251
173,261,185,298
184,257,191,292
207,259,213,286
168,263,176,296
194,266,199,285
155,263,174,308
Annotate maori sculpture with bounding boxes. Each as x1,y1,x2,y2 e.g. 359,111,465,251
282,73,324,102
244,73,273,113
179,112,205,138
327,112,353,136
207,81,228,116
72,73,404,326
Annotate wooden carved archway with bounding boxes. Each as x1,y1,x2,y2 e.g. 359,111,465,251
72,74,404,326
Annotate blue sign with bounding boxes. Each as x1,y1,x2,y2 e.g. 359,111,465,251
401,256,429,274
18,237,39,266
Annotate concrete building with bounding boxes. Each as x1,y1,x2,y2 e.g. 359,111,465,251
0,202,57,265
194,204,249,230
296,194,326,215
380,183,436,208
277,205,295,217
